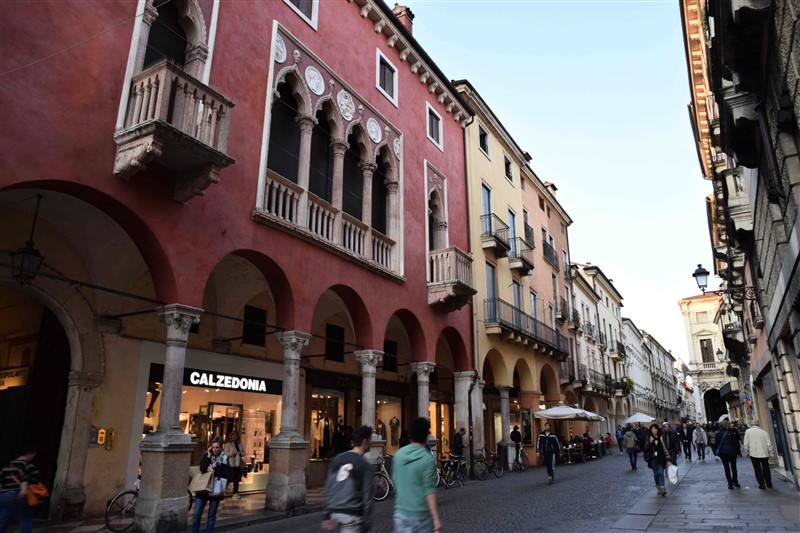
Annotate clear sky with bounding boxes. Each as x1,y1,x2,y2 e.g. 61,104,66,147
404,0,717,362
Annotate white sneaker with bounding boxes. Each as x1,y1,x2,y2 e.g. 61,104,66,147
231,494,241,500
548,476,553,484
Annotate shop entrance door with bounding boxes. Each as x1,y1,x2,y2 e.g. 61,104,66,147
208,403,242,442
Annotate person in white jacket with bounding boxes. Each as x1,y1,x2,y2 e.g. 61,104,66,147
743,422,775,489
693,425,707,462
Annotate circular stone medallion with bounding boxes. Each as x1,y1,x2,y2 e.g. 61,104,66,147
275,35,287,63
367,118,382,143
337,90,355,121
305,66,324,95
393,138,402,159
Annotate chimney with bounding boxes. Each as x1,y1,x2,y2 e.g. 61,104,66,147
392,4,414,34
543,181,558,196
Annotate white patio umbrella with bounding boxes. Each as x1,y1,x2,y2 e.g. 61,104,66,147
622,412,655,425
534,405,604,422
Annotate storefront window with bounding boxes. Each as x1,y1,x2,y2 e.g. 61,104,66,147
309,389,343,460
376,396,402,454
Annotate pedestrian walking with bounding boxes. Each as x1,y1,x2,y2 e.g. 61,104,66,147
643,423,673,496
743,422,775,490
392,417,442,533
616,425,625,455
678,422,693,461
715,420,741,489
536,422,561,484
0,446,39,533
707,424,718,461
192,436,229,533
223,430,245,500
661,422,680,464
510,425,522,462
693,424,707,462
451,427,465,457
623,424,639,470
321,425,374,533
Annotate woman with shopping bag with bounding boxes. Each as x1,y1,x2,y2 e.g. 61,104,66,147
643,424,673,497
191,437,230,533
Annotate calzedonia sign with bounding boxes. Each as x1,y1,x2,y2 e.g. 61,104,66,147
148,364,282,395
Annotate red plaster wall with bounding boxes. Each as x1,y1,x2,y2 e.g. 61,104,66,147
0,1,471,367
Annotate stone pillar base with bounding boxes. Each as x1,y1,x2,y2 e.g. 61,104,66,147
265,437,309,512
366,437,386,464
133,433,194,533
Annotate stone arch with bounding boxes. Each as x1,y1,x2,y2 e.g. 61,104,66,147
138,0,209,78
314,96,343,140
438,326,469,372
385,308,426,363
512,358,535,392
539,363,560,404
482,349,508,386
318,284,372,349
345,121,372,160
273,66,312,116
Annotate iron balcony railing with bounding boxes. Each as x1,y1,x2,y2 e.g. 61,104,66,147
616,341,626,356
509,236,535,265
542,241,559,271
557,297,569,320
524,222,535,244
484,298,568,354
480,213,510,245
584,322,596,338
570,308,581,327
598,331,607,346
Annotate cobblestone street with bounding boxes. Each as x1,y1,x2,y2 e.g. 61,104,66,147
231,453,799,533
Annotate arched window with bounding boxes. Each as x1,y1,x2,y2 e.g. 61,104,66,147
309,109,333,202
372,156,388,235
342,133,363,219
143,1,187,70
267,83,302,183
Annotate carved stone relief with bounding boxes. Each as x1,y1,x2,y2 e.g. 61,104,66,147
337,89,355,121
275,34,287,63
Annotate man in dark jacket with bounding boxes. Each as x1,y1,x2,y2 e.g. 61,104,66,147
322,425,374,532
452,427,466,457
536,423,562,484
661,422,680,464
677,422,694,461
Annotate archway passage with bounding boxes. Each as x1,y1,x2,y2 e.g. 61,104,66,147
0,286,70,515
703,388,728,423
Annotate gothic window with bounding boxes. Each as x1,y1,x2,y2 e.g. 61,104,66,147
309,109,334,202
342,132,364,220
143,1,187,70
267,83,302,183
372,156,389,235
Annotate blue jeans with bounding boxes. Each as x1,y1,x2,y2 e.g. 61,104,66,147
394,513,433,533
330,512,365,533
0,491,32,533
191,493,221,533
696,443,706,460
543,451,556,479
626,447,637,468
650,461,665,487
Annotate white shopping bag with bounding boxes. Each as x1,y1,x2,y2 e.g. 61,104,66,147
210,477,227,497
667,464,678,485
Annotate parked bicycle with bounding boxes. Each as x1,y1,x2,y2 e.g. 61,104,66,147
105,478,195,531
473,447,503,480
373,454,395,501
513,447,529,472
441,452,467,488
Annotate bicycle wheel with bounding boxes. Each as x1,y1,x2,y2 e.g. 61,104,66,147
435,468,443,487
492,457,504,478
473,459,488,480
105,490,137,532
373,472,390,501
521,453,530,468
455,463,466,486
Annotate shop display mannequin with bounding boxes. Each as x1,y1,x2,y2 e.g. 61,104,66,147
376,419,386,441
322,416,332,458
310,416,322,459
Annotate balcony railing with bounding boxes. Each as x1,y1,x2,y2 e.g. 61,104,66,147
542,241,559,271
598,331,607,347
256,170,399,274
508,237,534,274
484,298,568,356
616,341,626,357
480,214,511,257
428,247,476,311
556,297,569,322
569,308,581,331
114,61,235,202
584,322,596,339
524,222,535,243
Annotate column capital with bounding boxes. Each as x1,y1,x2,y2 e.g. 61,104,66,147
330,139,349,154
355,349,383,376
275,331,311,360
358,161,378,174
185,42,208,63
497,385,512,398
410,361,436,383
296,113,317,132
156,304,202,336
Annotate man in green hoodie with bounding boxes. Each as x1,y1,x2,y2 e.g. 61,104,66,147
392,417,442,533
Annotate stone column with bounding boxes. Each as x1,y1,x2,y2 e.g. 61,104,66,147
498,386,513,468
453,371,473,463
134,304,201,533
385,177,399,269
330,140,348,244
295,114,317,226
49,370,103,520
266,331,311,511
471,379,486,457
410,362,436,418
359,161,377,256
356,349,384,462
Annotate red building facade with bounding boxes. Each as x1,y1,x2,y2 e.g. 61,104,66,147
0,1,475,528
